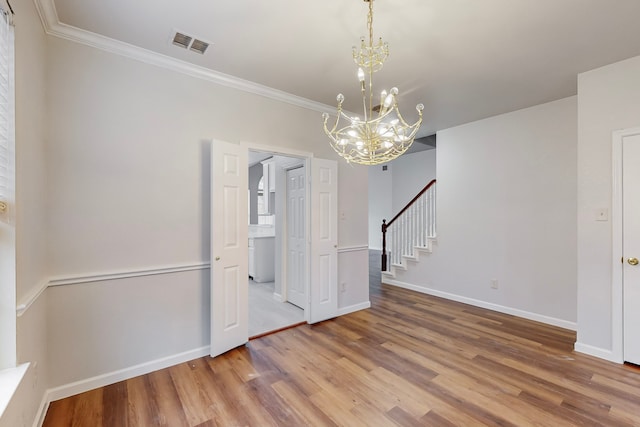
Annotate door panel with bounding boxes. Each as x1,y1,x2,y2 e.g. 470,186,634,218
623,133,640,364
310,158,338,323
211,140,248,357
287,166,306,309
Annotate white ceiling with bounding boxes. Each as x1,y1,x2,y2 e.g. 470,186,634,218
48,0,640,137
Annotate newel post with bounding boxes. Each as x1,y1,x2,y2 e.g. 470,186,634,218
381,219,387,271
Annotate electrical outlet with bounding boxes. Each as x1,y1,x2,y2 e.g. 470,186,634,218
340,282,347,292
491,279,498,289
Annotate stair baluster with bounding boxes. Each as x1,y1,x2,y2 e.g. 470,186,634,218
381,179,436,272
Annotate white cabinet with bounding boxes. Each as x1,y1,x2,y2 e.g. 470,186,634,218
248,236,275,282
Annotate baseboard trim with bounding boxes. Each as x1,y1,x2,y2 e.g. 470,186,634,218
338,301,371,316
43,346,210,405
383,279,577,331
573,342,621,363
33,393,49,427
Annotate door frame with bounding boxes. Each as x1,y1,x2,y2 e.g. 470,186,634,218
611,126,640,363
243,142,313,322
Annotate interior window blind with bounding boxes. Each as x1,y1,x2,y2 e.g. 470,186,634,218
0,4,14,222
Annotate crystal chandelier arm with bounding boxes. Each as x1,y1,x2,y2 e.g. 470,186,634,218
394,102,425,129
322,93,347,135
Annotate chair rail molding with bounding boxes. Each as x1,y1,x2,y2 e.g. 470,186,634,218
16,261,211,317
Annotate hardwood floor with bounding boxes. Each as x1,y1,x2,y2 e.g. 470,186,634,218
43,254,640,426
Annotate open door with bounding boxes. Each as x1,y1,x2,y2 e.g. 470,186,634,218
211,140,248,357
309,158,338,323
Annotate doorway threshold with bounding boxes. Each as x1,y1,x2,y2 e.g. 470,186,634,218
249,321,307,340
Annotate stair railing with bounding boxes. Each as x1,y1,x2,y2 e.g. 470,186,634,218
381,179,436,271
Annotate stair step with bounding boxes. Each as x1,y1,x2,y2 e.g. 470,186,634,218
391,262,407,270
381,270,395,279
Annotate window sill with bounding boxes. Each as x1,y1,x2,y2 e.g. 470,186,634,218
0,363,29,419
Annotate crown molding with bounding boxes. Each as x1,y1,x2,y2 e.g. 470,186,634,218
33,0,337,115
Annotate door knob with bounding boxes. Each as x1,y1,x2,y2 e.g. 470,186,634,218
215,256,221,261
628,257,639,266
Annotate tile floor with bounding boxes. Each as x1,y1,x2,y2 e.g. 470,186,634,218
248,279,304,337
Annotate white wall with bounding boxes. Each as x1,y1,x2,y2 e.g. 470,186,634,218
368,164,392,250
576,55,640,359
367,149,437,250
391,149,437,214
42,34,369,393
386,97,577,328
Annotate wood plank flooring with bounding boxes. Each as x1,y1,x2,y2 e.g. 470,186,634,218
44,255,640,426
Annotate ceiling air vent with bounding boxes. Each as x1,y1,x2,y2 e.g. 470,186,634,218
189,39,209,54
171,31,210,55
172,32,192,49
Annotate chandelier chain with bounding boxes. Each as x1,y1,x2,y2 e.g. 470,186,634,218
366,0,374,119
367,0,374,50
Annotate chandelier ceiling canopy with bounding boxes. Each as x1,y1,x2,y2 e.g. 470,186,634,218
323,0,424,166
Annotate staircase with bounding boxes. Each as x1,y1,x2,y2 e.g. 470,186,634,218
381,179,436,279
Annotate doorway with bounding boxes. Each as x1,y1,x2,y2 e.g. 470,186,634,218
247,150,307,337
210,140,338,357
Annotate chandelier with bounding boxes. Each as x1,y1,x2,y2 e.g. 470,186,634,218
322,0,424,166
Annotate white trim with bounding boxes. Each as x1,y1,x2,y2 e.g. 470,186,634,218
16,262,211,316
241,141,314,160
573,342,620,363
44,346,210,404
0,363,29,421
33,0,59,34
33,392,49,427
338,301,371,316
611,127,640,364
48,262,210,287
16,279,48,317
383,279,577,331
33,0,337,116
337,245,369,253
612,128,626,363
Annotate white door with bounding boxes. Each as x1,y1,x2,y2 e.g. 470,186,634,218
309,158,338,323
623,133,640,365
286,166,306,309
211,140,248,357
